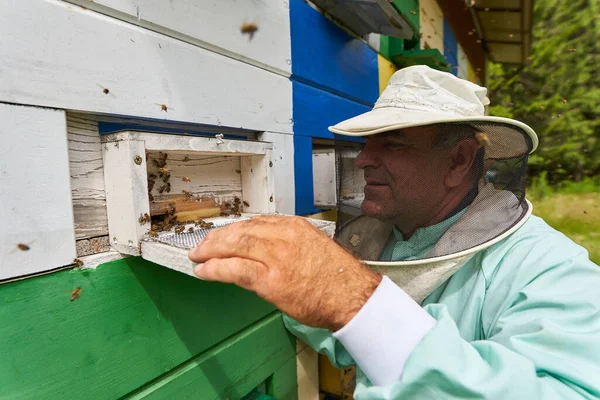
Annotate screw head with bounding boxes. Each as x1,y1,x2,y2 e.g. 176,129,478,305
134,155,143,165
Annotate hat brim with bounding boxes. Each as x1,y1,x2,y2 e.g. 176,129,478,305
328,107,538,155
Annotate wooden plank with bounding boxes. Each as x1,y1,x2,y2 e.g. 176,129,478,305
292,81,371,140
103,131,271,155
313,149,337,208
102,138,150,255
146,151,242,208
258,132,295,215
125,313,296,400
67,114,109,239
268,356,300,400
241,151,275,214
0,0,292,134
443,18,459,76
0,103,76,280
419,0,444,53
289,0,379,105
0,256,276,399
296,341,320,400
457,44,469,80
377,54,397,95
64,0,292,76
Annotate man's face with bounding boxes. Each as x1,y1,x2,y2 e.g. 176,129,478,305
354,127,452,225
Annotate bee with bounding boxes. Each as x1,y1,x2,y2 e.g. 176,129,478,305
163,224,172,231
143,213,150,221
148,231,159,238
158,185,167,194
175,225,185,234
158,167,169,174
17,243,30,251
138,214,147,225
148,180,155,192
151,224,159,231
240,22,259,41
162,173,171,183
70,287,82,302
410,10,416,15
148,173,157,180
152,159,161,168
243,200,250,207
475,132,490,148
167,204,176,215
183,155,190,162
234,197,241,204
182,190,192,198
148,193,154,201
234,212,242,218
182,176,191,182
194,219,204,226
73,258,84,267
161,104,168,112
187,227,194,233
159,152,168,162
103,88,110,94
220,212,229,217
165,182,171,193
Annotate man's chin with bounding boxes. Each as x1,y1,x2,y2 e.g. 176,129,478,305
360,200,394,221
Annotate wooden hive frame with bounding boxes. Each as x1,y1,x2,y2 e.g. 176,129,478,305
101,131,275,259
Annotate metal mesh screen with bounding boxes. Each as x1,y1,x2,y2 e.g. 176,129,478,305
334,121,533,263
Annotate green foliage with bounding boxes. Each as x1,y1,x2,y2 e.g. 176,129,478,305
489,0,600,185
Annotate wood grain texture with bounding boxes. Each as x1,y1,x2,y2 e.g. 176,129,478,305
0,103,76,280
146,151,242,206
0,0,292,134
125,312,297,400
0,257,277,399
67,114,109,239
64,0,292,76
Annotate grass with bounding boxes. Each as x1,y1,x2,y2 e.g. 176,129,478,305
530,192,600,265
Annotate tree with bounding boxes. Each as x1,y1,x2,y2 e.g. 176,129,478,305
488,0,600,185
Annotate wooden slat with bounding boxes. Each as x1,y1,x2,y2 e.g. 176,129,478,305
0,257,277,399
125,312,297,400
64,0,292,76
258,132,295,215
0,0,292,134
419,0,444,53
0,103,76,280
67,114,109,239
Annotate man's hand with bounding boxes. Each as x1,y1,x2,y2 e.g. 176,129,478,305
188,216,382,331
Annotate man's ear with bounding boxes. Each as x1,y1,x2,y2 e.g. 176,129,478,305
444,139,480,188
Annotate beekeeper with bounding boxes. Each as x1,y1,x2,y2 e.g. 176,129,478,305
189,66,600,399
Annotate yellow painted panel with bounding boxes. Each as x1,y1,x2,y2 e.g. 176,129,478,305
467,61,477,83
308,210,337,222
378,54,397,94
318,354,356,399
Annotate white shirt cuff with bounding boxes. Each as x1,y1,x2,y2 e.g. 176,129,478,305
332,275,436,386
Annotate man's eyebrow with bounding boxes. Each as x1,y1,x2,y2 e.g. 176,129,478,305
378,130,407,140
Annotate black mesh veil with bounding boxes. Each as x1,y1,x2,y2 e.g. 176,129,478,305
334,121,534,264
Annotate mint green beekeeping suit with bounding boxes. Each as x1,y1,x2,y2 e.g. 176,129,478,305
283,215,600,398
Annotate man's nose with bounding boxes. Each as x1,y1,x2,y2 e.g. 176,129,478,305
354,142,379,169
